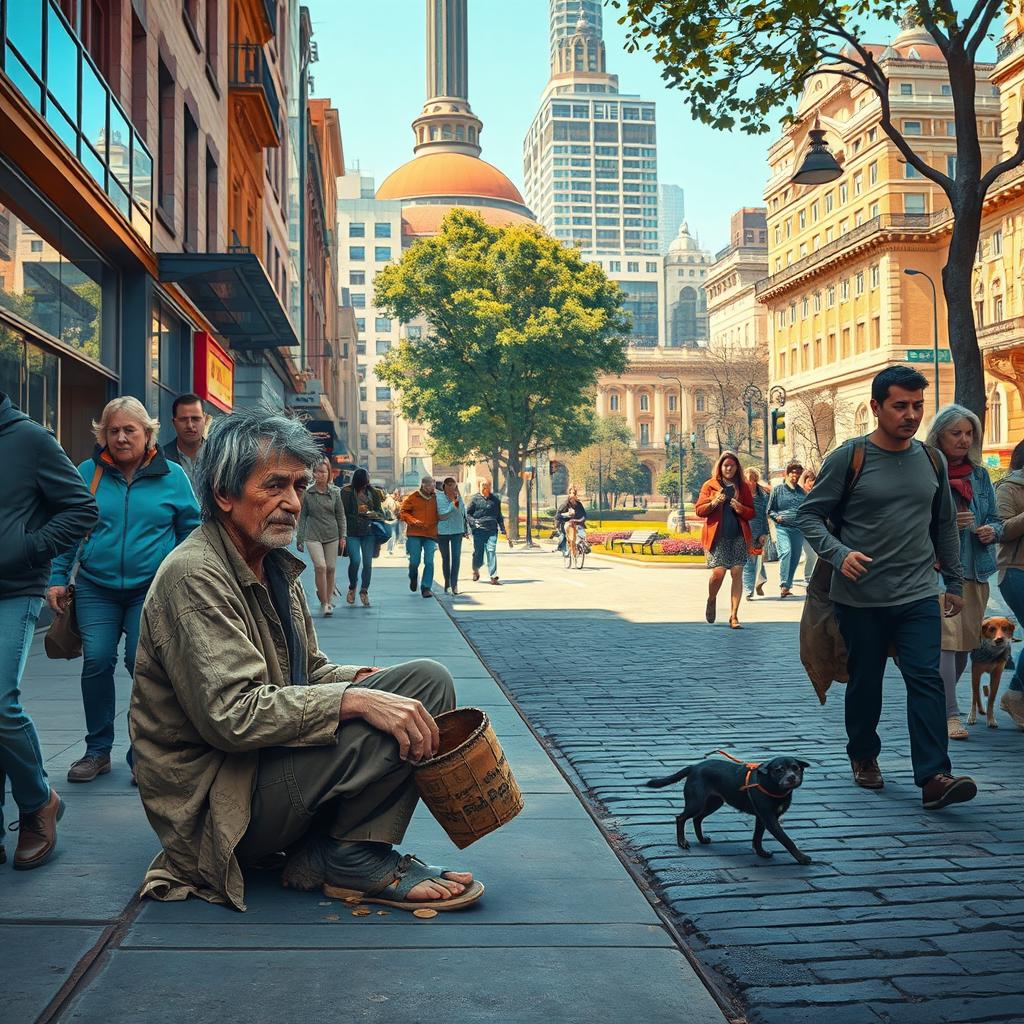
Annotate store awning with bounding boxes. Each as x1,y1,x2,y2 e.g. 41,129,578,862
158,252,298,350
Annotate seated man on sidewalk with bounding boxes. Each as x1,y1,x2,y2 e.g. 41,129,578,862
129,410,482,912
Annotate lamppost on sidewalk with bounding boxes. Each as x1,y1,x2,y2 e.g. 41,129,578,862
522,462,537,548
743,384,787,477
903,267,941,413
659,373,685,523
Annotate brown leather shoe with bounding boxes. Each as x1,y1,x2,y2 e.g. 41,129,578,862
67,753,111,783
922,772,977,810
13,788,65,870
851,757,884,789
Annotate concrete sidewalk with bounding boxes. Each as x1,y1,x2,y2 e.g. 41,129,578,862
4,555,728,1024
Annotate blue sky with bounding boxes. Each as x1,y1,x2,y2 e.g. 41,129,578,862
304,0,772,252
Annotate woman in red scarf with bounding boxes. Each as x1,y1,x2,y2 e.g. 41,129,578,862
925,404,1003,740
695,451,755,629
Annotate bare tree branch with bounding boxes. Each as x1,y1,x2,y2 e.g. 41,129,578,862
980,117,1024,193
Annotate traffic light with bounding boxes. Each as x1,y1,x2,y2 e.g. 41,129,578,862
770,409,786,445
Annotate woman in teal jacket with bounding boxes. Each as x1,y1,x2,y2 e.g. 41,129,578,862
47,398,199,783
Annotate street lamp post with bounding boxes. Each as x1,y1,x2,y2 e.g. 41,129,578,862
523,463,536,548
659,373,685,526
743,384,787,478
904,268,941,413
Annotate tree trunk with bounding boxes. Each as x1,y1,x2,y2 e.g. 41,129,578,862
943,195,987,421
505,450,523,542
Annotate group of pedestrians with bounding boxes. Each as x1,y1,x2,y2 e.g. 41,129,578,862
1,390,204,868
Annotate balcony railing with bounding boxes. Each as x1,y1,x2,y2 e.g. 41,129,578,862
755,211,951,296
997,30,1024,63
1,0,153,244
229,43,281,147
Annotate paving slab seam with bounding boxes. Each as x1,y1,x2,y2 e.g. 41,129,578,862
435,595,750,1024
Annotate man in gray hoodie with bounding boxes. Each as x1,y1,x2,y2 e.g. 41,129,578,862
0,393,98,869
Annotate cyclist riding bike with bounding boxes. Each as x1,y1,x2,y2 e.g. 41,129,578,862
556,488,588,558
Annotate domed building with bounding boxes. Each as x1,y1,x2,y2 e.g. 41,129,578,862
376,0,534,238
664,222,710,347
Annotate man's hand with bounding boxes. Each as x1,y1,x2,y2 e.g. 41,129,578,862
944,593,964,618
340,686,440,762
46,585,69,614
840,551,872,581
339,537,347,555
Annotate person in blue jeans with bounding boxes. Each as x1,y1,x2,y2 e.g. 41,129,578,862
0,391,98,869
742,467,770,598
995,439,1024,729
48,398,199,785
467,480,509,585
767,460,806,598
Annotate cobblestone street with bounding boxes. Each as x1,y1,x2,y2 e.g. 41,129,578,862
445,550,1024,1024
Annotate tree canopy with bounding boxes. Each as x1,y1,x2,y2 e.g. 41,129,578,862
373,210,630,531
612,0,1024,418
566,415,644,504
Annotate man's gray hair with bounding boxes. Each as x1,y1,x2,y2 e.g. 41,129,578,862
193,409,324,521
925,403,983,467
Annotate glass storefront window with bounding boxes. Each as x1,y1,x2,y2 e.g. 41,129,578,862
0,324,58,433
2,0,153,244
151,300,192,434
0,195,116,370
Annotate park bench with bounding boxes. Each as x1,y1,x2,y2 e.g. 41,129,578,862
609,530,660,555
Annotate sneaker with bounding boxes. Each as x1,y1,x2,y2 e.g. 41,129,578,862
922,772,977,810
947,715,968,740
1000,689,1024,730
319,602,328,617
850,757,884,789
745,590,754,600
324,604,333,618
67,753,111,784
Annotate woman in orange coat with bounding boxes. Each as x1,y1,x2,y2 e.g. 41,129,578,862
695,451,755,629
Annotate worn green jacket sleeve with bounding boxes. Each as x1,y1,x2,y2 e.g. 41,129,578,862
334,488,347,540
794,445,855,570
152,578,352,753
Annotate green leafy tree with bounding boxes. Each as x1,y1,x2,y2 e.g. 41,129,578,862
374,210,629,536
684,450,713,501
565,414,637,507
612,0,1024,420
657,464,681,505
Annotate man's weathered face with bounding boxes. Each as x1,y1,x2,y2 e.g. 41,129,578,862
421,478,435,496
173,401,205,446
220,451,310,550
871,386,925,441
481,481,492,498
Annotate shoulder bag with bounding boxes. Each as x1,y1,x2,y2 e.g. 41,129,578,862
45,462,104,660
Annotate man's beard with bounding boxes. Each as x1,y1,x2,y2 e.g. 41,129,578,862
258,515,297,548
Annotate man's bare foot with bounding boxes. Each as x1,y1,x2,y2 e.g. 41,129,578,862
407,869,474,901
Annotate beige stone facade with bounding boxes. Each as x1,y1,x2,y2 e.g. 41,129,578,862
760,24,1001,468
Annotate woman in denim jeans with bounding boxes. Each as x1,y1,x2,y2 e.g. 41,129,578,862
925,405,1003,739
742,466,770,599
995,438,1024,730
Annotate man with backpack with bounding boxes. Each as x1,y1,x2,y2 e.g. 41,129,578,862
796,366,976,810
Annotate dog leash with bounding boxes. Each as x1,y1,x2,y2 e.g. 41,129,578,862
705,749,788,800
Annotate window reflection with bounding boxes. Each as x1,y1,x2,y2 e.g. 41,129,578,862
0,324,58,433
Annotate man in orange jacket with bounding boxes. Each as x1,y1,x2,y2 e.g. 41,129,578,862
400,476,439,598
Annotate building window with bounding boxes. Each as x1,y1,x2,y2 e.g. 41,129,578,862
668,393,676,411
375,223,392,238
904,193,927,214
375,387,391,401
205,0,219,72
375,410,392,425
854,172,863,195
813,291,822,312
992,230,1003,256
376,433,392,448
900,83,913,95
375,246,391,262
375,317,392,332
609,393,620,411
349,222,366,237
988,385,1005,444
855,404,869,434
801,297,809,318
947,154,957,177
839,182,848,203
695,391,705,412
351,292,365,308
157,58,175,219
855,271,864,295
870,264,879,288
904,164,923,179
639,393,649,411
350,271,365,285
941,84,952,96
903,120,923,135
994,295,1004,321
825,192,834,213
646,261,657,273
811,202,819,223
639,423,650,447
376,340,391,355
406,326,423,339
840,279,850,301
869,161,878,185
205,146,218,253
182,106,199,249
349,246,365,260
826,285,835,307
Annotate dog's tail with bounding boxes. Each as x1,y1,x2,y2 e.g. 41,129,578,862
646,766,692,788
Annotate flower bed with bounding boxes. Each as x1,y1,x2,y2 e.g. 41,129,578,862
658,537,704,556
585,529,707,560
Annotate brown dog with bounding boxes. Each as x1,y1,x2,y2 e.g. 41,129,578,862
968,616,1017,729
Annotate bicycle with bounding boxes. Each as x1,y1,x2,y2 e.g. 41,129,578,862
561,519,587,570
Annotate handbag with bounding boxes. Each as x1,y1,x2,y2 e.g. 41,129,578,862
369,519,391,542
762,533,780,563
45,463,103,660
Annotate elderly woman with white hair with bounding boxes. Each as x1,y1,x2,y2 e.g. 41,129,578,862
47,396,200,783
925,403,1003,740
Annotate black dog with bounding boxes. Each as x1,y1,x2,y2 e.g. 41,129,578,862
646,756,811,865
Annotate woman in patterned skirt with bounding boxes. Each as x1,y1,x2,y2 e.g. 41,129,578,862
695,451,755,629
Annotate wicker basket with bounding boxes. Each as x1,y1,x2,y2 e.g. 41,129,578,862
414,707,524,849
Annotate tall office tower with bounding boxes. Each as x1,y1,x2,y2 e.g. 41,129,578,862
658,184,686,253
523,1,659,256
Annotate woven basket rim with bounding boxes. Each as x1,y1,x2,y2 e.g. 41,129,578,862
416,707,490,773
